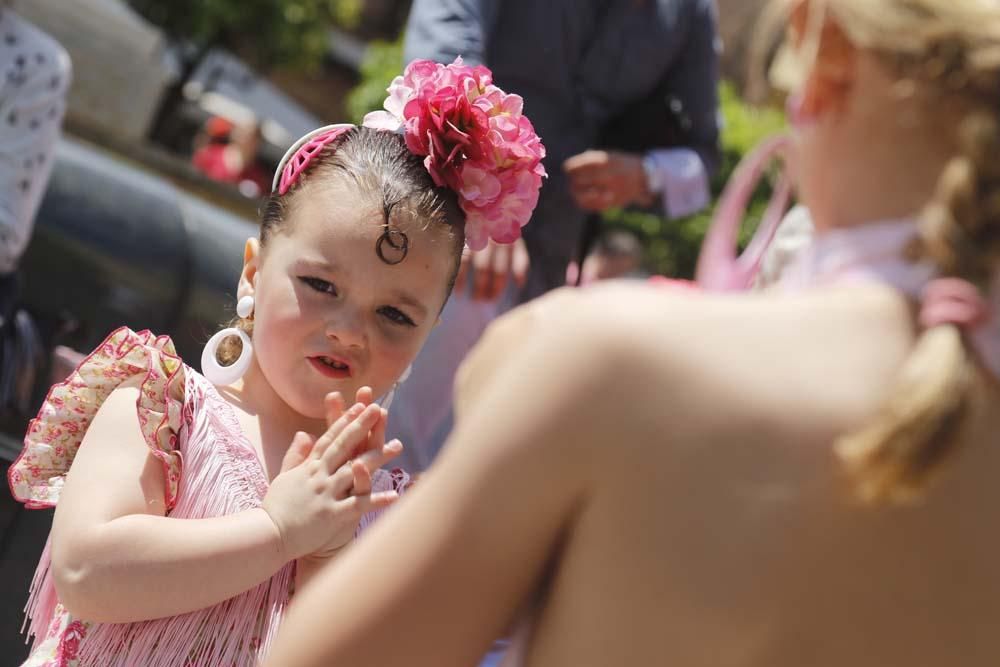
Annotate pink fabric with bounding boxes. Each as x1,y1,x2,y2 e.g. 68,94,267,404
777,218,1000,378
13,328,409,666
694,133,793,291
277,125,352,195
192,144,270,194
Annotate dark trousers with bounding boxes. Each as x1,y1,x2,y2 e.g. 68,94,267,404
0,460,52,665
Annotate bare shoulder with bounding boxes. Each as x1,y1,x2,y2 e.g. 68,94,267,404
459,281,918,459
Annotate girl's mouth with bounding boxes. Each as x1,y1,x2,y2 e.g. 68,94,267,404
308,356,353,379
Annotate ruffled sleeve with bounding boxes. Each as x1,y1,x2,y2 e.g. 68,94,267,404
7,326,186,510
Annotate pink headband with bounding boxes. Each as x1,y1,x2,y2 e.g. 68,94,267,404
272,123,354,196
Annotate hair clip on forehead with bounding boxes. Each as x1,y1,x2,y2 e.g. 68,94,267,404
376,226,409,265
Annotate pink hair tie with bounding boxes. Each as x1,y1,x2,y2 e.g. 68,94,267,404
919,277,993,330
273,124,355,195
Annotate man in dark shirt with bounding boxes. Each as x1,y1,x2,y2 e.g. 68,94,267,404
390,0,722,475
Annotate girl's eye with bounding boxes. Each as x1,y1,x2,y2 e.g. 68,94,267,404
379,306,416,327
299,276,337,296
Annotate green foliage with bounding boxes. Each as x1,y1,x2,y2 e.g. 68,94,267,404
329,0,363,30
345,37,404,124
604,82,787,278
344,49,785,279
128,0,363,71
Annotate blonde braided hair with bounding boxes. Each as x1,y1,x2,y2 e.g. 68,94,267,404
776,0,1000,502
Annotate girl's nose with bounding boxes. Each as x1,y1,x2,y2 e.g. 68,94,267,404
325,310,366,349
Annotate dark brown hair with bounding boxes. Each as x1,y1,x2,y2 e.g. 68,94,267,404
262,126,465,273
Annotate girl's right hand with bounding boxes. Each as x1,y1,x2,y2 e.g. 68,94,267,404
261,401,402,561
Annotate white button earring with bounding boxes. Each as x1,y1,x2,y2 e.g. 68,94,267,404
236,295,255,319
201,296,255,386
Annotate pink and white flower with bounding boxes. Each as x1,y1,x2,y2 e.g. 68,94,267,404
57,620,87,662
363,58,546,250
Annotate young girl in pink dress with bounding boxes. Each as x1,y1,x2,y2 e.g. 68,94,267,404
265,1,1000,665
6,58,545,666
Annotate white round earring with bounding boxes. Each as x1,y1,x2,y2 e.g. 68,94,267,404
201,328,253,386
201,295,255,386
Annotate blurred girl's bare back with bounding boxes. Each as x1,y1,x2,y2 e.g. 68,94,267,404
266,1,1000,663
271,282,1000,666
502,284,1000,667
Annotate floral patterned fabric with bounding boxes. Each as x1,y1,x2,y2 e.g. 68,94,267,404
8,327,183,510
22,608,88,667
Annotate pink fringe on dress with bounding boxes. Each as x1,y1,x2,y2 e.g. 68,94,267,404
21,537,56,649
70,371,294,666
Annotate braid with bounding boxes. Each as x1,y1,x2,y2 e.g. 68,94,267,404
836,111,1000,503
760,0,1000,502
912,114,1000,283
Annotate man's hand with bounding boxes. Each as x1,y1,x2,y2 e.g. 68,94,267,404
454,238,530,302
563,150,653,212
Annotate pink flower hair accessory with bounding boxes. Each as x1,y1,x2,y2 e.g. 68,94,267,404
272,123,355,195
364,57,547,250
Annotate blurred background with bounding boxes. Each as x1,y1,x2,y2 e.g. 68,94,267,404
3,0,787,408
0,1,786,660
28,0,782,277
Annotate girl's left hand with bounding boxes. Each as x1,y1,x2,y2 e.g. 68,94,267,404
280,388,400,497
287,388,401,583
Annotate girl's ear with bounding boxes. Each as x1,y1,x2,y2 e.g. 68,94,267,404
796,5,858,121
238,238,261,299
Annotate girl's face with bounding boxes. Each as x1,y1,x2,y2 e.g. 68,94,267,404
242,181,456,419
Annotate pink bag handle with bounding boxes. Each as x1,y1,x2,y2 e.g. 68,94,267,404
695,133,794,291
